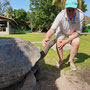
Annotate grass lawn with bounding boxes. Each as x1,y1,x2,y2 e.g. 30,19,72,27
0,33,90,72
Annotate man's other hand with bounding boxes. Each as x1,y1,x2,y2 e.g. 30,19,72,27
57,40,67,49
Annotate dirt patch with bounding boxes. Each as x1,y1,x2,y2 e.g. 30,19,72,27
34,67,90,90
34,69,60,90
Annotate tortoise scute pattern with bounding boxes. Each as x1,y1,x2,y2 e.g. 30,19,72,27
0,38,40,89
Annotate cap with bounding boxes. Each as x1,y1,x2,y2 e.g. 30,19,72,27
65,0,78,8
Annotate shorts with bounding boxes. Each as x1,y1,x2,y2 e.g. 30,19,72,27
55,32,80,43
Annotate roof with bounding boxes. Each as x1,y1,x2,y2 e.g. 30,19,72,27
0,15,18,25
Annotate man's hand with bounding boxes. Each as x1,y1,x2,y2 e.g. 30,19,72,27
57,40,67,49
42,38,49,47
42,29,55,47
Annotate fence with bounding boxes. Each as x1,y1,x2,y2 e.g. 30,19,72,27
15,30,32,34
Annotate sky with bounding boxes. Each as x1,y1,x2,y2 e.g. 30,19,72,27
10,0,90,17
10,0,30,11
84,0,90,17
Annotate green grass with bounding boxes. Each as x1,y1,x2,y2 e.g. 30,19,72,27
0,33,46,42
0,33,90,72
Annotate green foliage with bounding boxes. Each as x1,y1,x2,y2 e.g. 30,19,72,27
52,0,87,12
83,21,88,32
80,0,87,12
52,0,64,10
0,0,31,30
26,11,31,21
5,6,14,18
29,0,58,31
0,0,10,15
13,9,28,30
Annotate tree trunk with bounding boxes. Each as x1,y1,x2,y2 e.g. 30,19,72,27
61,0,66,9
78,0,83,10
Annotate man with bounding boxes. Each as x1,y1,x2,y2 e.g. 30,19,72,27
42,0,84,70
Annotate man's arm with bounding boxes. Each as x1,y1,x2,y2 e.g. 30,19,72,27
42,29,55,47
58,32,79,49
45,29,55,40
42,12,62,47
65,32,79,43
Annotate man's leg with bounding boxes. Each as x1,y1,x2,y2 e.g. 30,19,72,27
56,39,63,63
55,29,65,68
55,38,64,68
68,37,80,70
68,41,79,62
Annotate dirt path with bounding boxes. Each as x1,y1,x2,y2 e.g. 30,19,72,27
34,67,90,90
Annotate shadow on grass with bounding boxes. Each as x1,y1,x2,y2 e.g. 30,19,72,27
0,37,14,39
61,52,90,69
75,53,90,63
35,52,90,90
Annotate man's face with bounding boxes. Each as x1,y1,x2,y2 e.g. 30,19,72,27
66,8,77,20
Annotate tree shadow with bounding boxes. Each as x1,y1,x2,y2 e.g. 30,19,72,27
75,53,90,63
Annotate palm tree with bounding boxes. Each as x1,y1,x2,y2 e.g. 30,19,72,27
52,0,84,10
78,0,83,10
61,0,66,9
5,6,14,18
52,0,66,10
52,0,61,10
0,0,10,15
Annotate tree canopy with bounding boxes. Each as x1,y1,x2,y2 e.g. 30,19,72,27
29,0,58,31
13,9,30,30
52,0,87,12
5,6,14,18
0,0,88,32
30,0,87,32
0,0,10,15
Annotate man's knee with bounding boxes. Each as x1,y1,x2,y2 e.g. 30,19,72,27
72,41,80,48
56,38,62,47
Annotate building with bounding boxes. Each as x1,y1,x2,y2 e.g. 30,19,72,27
0,15,17,35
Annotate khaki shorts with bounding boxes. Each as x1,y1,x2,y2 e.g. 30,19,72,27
55,33,80,43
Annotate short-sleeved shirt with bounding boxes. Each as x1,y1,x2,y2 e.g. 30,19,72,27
50,9,84,36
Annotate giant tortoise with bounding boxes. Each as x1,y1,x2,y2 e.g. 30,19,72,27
0,38,56,90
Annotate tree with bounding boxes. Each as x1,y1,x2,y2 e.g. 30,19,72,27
52,0,87,12
78,0,82,10
25,11,31,30
26,11,31,21
80,0,87,12
5,6,14,18
0,0,10,15
52,0,65,10
13,9,27,30
29,0,57,31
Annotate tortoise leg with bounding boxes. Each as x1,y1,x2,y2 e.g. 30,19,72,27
34,68,41,82
1,71,36,90
19,71,36,90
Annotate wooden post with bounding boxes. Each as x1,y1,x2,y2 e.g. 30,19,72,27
7,21,10,34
